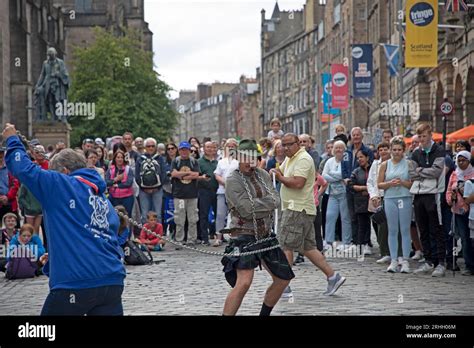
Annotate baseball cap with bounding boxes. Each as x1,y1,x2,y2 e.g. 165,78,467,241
95,137,105,146
30,139,40,146
178,141,191,150
237,139,258,155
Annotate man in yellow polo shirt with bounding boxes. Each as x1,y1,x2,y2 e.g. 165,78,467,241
270,133,346,298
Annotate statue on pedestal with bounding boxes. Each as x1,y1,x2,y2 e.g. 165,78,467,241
34,47,70,123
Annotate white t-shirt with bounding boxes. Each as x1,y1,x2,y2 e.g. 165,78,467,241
214,158,239,194
463,180,474,221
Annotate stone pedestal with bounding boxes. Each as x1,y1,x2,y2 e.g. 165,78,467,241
33,122,71,147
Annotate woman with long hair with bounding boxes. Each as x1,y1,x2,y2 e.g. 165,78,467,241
378,137,414,273
95,144,109,171
348,149,372,255
105,150,135,217
214,138,239,246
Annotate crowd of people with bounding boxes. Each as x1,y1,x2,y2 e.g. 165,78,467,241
1,117,474,314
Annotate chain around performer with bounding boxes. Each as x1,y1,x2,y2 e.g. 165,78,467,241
221,139,295,316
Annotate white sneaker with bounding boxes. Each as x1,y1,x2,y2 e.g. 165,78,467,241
432,264,446,277
413,262,434,274
363,245,372,255
336,243,345,251
418,257,426,263
411,250,423,260
400,260,410,273
281,286,293,298
386,260,398,273
376,256,391,264
397,257,404,266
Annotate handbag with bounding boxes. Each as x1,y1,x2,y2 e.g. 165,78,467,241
370,205,387,225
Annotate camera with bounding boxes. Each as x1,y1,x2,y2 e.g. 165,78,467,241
166,171,171,177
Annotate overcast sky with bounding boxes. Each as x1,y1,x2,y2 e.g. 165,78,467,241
144,0,306,99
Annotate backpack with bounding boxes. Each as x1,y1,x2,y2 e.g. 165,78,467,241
123,240,153,265
139,155,162,189
5,248,38,280
175,156,197,171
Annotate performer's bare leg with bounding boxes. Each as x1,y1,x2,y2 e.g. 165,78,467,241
261,261,290,307
222,268,254,316
284,249,335,278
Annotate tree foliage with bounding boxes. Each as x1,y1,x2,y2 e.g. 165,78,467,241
68,28,177,146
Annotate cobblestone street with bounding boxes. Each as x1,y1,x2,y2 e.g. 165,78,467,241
1,241,473,316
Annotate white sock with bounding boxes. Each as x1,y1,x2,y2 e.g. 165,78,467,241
328,273,337,281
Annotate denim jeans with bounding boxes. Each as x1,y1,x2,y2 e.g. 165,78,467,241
41,285,124,316
139,188,163,223
455,213,474,272
385,197,412,260
325,193,352,245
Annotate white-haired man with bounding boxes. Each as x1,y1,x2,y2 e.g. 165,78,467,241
135,137,166,224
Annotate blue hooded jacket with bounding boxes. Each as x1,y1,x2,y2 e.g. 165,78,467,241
6,136,126,290
7,233,45,261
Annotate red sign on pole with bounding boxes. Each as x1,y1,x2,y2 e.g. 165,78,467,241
331,64,349,109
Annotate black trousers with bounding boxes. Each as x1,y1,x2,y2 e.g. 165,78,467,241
414,194,446,265
314,206,323,252
357,212,372,245
347,193,358,244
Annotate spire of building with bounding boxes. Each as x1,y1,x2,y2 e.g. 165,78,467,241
271,1,281,19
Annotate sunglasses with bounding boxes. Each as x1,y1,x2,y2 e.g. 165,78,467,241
167,147,176,150
146,145,156,148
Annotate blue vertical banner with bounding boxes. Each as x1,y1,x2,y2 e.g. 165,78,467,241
351,44,374,98
321,73,340,116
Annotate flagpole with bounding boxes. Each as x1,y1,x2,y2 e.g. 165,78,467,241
398,0,405,136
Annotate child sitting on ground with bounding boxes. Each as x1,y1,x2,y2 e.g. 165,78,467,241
6,224,48,277
0,213,20,272
136,211,165,251
115,205,130,248
1,213,19,246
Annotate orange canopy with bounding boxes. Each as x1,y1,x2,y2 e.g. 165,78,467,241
446,125,474,143
404,132,443,145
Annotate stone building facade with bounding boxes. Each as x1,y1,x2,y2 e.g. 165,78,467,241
1,0,152,139
175,79,262,144
260,0,474,146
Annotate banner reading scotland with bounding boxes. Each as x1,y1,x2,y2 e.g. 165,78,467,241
351,44,374,98
331,64,349,109
405,0,438,68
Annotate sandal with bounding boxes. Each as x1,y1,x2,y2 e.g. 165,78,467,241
213,240,222,247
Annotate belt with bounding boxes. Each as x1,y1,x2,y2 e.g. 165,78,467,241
221,228,270,238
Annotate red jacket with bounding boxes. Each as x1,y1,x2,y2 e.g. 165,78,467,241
139,223,163,246
6,173,19,212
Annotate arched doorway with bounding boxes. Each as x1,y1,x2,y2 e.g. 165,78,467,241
434,82,444,132
467,68,474,125
453,74,464,131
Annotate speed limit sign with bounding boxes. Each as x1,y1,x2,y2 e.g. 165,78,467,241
440,101,453,115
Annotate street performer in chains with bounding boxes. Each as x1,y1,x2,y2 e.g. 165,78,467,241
221,139,295,316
